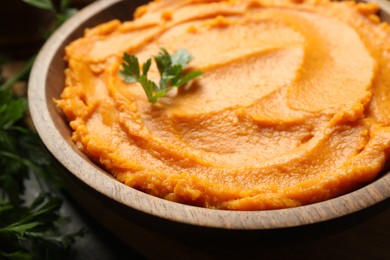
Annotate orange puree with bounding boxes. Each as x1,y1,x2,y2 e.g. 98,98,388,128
57,0,390,210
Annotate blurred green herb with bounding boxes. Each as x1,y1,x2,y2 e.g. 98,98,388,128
119,48,203,104
0,84,85,259
0,56,35,92
23,0,77,37
0,1,84,259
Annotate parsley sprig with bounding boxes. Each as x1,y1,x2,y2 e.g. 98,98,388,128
0,84,85,259
119,48,203,104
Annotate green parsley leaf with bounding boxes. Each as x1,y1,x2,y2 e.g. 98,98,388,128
177,70,204,87
119,53,140,83
0,86,84,258
60,0,71,12
171,48,193,67
0,193,86,259
22,0,54,11
142,58,152,76
0,91,27,130
119,48,203,104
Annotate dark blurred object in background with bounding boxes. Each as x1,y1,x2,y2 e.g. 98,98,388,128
0,0,95,58
0,0,52,58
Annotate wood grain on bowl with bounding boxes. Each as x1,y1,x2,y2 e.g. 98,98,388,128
28,0,390,232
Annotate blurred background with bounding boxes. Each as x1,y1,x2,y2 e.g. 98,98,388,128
0,0,95,57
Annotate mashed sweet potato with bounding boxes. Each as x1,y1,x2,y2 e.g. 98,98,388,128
56,0,390,210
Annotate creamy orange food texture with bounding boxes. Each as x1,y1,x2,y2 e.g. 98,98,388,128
57,0,390,210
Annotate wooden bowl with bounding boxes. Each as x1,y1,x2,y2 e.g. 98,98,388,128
28,0,390,232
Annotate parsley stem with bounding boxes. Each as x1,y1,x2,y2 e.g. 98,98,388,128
0,150,44,183
120,48,203,104
0,55,36,92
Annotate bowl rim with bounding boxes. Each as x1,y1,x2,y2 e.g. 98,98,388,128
28,0,390,230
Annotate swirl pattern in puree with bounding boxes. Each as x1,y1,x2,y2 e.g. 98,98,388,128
57,0,390,210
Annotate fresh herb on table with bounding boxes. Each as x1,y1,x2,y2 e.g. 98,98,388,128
0,0,84,259
119,48,203,104
0,68,84,259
